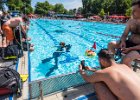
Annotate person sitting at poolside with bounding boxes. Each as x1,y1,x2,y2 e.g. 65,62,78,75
108,1,140,68
79,49,140,100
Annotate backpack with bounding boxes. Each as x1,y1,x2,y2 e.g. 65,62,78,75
0,45,19,60
0,67,22,96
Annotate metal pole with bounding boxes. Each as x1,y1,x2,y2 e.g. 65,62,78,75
38,81,44,100
29,84,32,99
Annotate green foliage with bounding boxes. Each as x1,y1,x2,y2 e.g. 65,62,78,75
77,7,83,14
68,9,75,15
6,0,32,14
99,9,105,17
54,3,65,13
34,1,52,15
34,1,68,15
82,0,132,15
125,8,132,16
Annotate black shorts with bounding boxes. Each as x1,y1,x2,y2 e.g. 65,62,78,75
125,40,140,54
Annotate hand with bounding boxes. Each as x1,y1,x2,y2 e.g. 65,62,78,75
22,38,26,42
79,64,83,71
85,66,92,70
122,48,131,54
120,41,126,49
79,64,86,75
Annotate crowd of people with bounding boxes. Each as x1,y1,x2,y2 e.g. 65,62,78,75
79,1,140,100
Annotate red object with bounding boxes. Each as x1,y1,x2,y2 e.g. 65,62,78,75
76,15,83,18
0,88,11,95
92,42,96,50
118,16,125,19
92,16,101,19
108,15,119,19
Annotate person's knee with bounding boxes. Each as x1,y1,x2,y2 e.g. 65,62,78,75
122,57,132,65
108,41,117,48
94,82,109,93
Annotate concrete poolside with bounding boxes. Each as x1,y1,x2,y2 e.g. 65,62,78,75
32,69,140,100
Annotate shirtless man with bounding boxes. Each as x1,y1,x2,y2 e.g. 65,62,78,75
79,49,140,100
1,16,29,45
108,1,140,68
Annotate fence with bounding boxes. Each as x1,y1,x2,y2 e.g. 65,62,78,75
28,71,93,99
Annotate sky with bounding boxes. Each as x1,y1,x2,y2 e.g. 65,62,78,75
31,0,82,10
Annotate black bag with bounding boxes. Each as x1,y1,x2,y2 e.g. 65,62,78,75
0,67,22,96
1,45,19,60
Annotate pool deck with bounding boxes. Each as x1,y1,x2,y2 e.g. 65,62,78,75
0,51,29,100
35,69,140,100
17,51,29,100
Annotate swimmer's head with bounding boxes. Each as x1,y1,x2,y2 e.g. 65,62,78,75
59,42,65,47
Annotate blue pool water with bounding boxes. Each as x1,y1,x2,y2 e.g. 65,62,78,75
28,19,125,81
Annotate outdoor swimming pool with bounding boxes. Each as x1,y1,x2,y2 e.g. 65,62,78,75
28,19,125,81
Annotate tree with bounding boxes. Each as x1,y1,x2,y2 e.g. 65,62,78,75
82,0,133,15
68,9,75,15
64,9,68,14
6,0,33,14
125,8,132,16
34,1,53,15
54,3,65,13
99,9,105,17
77,7,83,14
34,2,46,15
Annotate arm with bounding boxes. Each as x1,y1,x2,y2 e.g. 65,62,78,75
19,18,27,37
0,27,2,34
129,45,140,51
85,66,97,72
120,20,131,42
0,18,2,34
79,65,105,83
20,25,27,35
80,70,105,83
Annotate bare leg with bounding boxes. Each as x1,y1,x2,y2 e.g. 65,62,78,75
108,41,120,54
122,51,140,68
94,82,117,100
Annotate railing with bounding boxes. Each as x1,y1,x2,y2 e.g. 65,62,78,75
28,71,93,99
